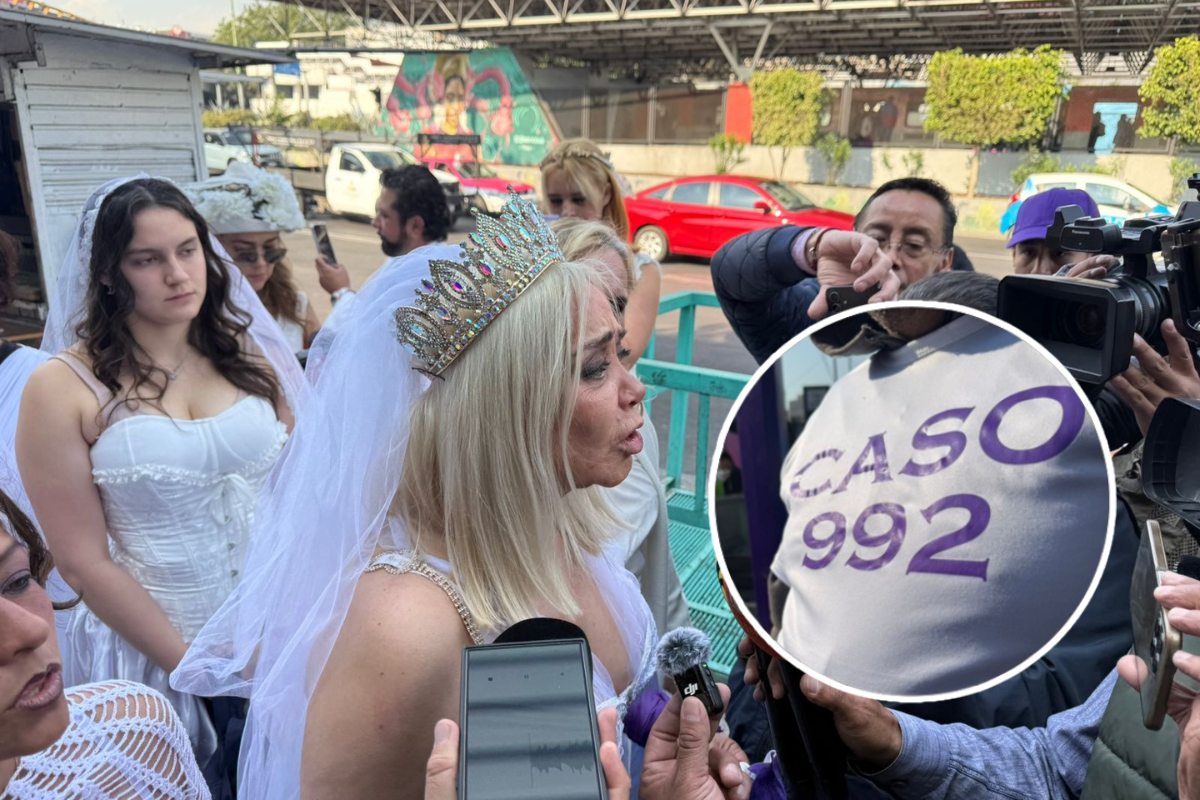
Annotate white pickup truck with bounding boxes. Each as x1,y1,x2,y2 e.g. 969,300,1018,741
273,141,465,220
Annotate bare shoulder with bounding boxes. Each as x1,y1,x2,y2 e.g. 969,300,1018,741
340,558,474,662
23,354,92,414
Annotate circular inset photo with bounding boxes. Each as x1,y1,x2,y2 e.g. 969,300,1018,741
712,301,1115,702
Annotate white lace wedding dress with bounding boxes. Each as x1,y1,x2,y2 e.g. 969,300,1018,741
1,681,209,800
52,353,287,764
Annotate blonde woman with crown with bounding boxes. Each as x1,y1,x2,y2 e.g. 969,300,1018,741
552,219,692,640
172,193,668,799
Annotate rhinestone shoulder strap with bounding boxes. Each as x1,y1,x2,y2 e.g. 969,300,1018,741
365,550,484,645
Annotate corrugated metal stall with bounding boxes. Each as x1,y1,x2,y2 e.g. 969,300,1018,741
9,33,205,308
0,10,293,318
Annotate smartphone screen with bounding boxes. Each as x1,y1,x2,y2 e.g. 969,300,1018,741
460,641,605,800
312,224,337,265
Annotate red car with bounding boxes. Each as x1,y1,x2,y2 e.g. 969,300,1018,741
625,176,855,261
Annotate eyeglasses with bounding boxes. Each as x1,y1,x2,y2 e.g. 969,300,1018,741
230,247,288,267
869,236,946,261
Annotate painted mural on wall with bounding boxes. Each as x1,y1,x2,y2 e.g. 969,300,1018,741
379,49,556,166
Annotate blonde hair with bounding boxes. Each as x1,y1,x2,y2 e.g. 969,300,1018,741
541,139,630,240
395,259,615,631
552,218,635,290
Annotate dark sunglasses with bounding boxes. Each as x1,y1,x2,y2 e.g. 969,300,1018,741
231,247,288,266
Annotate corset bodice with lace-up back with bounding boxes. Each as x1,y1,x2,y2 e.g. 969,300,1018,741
52,352,287,762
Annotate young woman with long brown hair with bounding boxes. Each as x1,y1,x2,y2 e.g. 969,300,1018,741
16,176,300,794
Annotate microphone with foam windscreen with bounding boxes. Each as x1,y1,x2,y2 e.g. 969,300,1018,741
656,627,726,718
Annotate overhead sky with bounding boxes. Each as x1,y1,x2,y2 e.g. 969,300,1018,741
52,0,254,36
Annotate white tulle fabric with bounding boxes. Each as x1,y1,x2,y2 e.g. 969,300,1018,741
0,346,78,635
2,681,210,800
172,244,658,798
40,174,303,411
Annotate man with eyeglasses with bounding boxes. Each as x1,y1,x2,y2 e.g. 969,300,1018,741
711,177,958,364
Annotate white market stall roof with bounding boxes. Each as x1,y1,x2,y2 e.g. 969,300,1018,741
281,0,1196,78
0,7,298,69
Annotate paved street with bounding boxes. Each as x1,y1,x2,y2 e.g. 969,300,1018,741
282,216,1011,486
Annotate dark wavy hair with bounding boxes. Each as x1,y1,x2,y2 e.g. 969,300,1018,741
74,179,280,422
2,489,80,610
381,165,451,242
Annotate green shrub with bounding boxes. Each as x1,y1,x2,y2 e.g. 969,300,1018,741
709,133,747,175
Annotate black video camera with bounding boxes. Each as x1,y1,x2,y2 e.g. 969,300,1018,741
998,174,1200,384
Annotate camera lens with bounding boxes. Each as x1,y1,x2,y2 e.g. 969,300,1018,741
1071,304,1106,343
1050,300,1107,348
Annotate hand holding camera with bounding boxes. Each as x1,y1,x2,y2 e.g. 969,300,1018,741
1109,319,1200,436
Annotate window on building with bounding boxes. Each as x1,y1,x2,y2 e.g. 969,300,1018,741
275,84,294,99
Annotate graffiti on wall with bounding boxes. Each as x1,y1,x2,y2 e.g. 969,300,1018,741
379,48,556,165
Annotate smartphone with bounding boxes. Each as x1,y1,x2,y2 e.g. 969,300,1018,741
459,639,607,800
311,224,337,265
1131,519,1182,730
826,283,881,315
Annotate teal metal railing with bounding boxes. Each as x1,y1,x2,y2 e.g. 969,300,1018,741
639,291,751,676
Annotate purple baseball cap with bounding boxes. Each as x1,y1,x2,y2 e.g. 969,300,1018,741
1007,188,1101,249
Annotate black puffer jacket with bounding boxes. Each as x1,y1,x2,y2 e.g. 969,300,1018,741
710,226,820,365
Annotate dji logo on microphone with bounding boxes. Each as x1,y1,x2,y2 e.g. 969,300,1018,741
683,683,700,696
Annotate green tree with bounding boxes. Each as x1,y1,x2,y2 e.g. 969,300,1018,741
1170,157,1200,202
709,133,747,175
750,70,826,179
924,46,1065,197
202,109,258,128
212,1,357,46
1139,36,1200,147
1011,147,1062,188
815,134,851,186
901,150,925,178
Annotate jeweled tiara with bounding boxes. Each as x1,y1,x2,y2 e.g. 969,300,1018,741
394,190,563,376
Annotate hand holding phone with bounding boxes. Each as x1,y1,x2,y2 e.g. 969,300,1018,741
458,637,608,800
825,283,881,315
1131,519,1182,730
312,224,338,266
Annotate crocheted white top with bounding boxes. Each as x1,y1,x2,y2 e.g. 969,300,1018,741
1,681,210,800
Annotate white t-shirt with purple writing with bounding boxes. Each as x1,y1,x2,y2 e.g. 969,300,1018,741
771,314,1112,700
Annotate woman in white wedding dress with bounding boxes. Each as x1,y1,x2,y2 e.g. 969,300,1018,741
0,488,208,800
173,193,661,799
14,177,300,791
